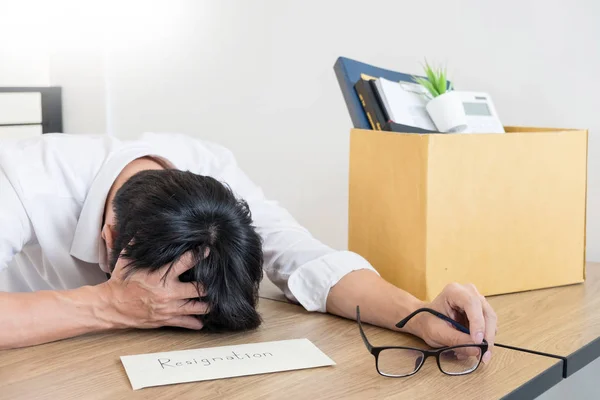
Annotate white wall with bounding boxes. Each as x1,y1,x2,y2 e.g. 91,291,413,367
48,50,108,134
0,1,49,86
99,0,599,260
3,0,599,260
0,1,108,132
0,52,49,87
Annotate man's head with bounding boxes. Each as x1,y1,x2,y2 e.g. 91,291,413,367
102,164,264,331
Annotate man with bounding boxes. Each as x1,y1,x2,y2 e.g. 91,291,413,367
0,133,496,362
106,168,264,332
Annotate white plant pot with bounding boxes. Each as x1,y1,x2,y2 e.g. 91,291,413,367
425,91,468,133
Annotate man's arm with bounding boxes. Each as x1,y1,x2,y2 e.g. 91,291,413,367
326,269,497,364
206,145,378,310
0,168,207,350
0,167,107,349
0,286,111,350
0,253,208,350
0,168,94,349
209,144,496,362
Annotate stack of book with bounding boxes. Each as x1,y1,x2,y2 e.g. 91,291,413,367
354,75,437,133
334,57,441,134
354,76,386,131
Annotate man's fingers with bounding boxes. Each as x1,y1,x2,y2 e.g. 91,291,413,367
164,316,204,330
446,346,480,358
172,281,206,299
438,320,473,348
111,242,136,276
163,251,197,279
481,295,497,364
448,284,486,344
176,300,210,316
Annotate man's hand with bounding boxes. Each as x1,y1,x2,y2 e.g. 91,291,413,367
0,252,209,350
326,270,498,365
412,283,497,364
99,252,209,330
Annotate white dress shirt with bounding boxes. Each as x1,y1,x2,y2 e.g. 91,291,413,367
0,133,375,312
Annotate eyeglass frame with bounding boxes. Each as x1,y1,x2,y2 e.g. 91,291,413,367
397,307,570,378
357,305,570,379
357,306,488,377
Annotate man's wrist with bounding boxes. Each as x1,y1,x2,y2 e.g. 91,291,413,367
88,282,126,330
392,293,427,337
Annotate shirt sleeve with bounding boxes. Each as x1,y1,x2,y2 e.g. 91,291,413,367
0,166,33,272
206,144,378,312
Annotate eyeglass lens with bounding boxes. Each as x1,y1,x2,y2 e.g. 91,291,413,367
376,346,482,376
439,347,482,375
377,348,425,377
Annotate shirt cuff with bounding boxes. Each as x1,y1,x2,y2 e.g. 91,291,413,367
287,251,379,313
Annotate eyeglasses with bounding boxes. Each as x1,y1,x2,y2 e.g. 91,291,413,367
357,306,487,377
357,306,569,378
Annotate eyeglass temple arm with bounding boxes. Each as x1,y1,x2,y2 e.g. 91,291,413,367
396,308,569,378
395,308,471,335
494,343,568,378
356,306,373,352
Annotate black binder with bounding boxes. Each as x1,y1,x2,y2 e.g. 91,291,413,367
354,79,386,131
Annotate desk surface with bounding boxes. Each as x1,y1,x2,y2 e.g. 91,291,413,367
1,263,599,400
262,263,600,375
490,262,600,377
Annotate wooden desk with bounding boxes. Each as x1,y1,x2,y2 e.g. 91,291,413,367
1,264,598,400
0,302,559,400
489,262,600,377
259,262,600,397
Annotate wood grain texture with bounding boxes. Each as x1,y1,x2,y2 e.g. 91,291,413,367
0,285,574,400
489,262,600,358
260,263,600,359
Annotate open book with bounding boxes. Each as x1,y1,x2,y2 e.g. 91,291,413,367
373,78,437,131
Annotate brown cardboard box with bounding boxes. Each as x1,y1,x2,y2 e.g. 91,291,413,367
348,127,588,300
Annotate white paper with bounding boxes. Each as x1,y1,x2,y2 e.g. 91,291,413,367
120,338,336,390
375,78,436,130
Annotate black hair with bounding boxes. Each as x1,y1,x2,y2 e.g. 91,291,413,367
109,169,264,331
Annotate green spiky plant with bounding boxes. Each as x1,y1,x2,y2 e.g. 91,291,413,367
412,60,453,99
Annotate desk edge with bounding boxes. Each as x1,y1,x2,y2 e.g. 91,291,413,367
500,361,563,400
565,336,600,377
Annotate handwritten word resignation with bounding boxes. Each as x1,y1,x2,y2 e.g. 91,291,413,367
158,351,274,369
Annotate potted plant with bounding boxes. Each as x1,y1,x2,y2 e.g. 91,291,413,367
413,61,467,133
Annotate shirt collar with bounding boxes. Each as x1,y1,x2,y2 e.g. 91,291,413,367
70,144,176,273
